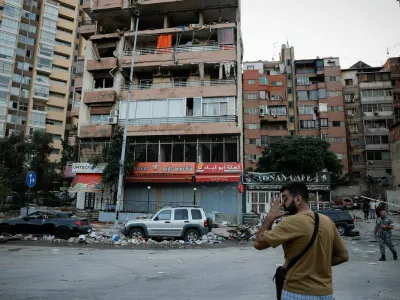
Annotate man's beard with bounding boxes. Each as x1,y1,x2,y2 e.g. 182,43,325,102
284,199,298,215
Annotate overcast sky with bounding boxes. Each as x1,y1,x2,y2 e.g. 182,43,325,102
241,0,400,68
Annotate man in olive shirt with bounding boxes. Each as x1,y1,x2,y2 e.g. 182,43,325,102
254,182,349,300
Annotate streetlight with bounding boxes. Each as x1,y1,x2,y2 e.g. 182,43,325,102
147,186,151,212
193,188,197,205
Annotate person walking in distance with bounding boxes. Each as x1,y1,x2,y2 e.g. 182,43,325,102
370,200,377,219
254,182,349,300
362,200,369,221
375,210,397,261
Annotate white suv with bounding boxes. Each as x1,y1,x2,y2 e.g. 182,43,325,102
121,206,213,242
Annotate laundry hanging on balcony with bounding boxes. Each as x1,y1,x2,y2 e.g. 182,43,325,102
218,28,234,45
157,34,172,53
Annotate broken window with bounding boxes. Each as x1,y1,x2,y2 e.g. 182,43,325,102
94,77,114,89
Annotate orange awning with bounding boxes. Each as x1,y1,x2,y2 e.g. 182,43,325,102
126,174,193,183
196,174,240,183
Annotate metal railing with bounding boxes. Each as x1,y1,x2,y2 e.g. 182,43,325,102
79,18,96,27
118,115,237,126
121,79,236,91
123,44,235,56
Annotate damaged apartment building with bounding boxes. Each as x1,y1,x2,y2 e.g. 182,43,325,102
72,0,244,223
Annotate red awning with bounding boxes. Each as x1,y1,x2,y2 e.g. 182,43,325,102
126,174,193,183
196,174,240,183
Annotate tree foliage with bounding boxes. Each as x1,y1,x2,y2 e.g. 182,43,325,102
256,136,343,177
89,126,135,200
0,131,58,196
60,125,78,172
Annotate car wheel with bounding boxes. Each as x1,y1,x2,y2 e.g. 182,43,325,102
184,229,200,242
337,225,347,236
207,218,213,233
54,227,71,240
129,228,145,239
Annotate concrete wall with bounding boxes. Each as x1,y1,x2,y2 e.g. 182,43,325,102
331,185,362,198
99,212,148,223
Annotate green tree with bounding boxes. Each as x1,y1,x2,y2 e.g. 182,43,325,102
27,130,59,192
256,136,343,177
60,125,78,171
0,173,12,210
89,126,135,202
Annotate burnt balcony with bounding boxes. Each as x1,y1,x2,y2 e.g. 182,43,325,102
87,57,118,72
91,0,123,13
82,0,91,14
83,89,116,105
78,18,97,39
122,45,236,68
121,79,236,100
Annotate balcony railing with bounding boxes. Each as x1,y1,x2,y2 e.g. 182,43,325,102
123,44,236,56
119,115,237,126
121,79,236,91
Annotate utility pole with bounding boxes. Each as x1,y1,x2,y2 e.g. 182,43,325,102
114,9,140,229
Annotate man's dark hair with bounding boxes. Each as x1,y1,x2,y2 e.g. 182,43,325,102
280,182,309,202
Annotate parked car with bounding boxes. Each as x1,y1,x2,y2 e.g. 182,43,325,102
319,210,356,236
0,211,91,240
121,206,213,242
332,197,354,210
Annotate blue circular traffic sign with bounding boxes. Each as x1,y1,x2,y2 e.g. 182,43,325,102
26,171,37,188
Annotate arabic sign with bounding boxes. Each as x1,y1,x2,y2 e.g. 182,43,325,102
72,163,106,174
243,172,330,185
196,162,243,174
247,185,330,191
133,163,196,175
196,174,240,183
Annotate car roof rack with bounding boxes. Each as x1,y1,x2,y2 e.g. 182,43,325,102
159,204,202,209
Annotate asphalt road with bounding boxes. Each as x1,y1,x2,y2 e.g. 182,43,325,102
0,239,399,300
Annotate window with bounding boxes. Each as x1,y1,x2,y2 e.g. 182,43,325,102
336,153,343,160
352,155,361,162
174,209,189,220
19,22,37,33
288,87,292,94
297,76,310,86
318,88,326,99
332,121,341,127
46,105,64,113
345,79,353,86
44,4,59,20
53,66,69,73
248,139,256,145
0,47,14,61
91,114,109,123
345,94,355,102
0,75,11,89
191,209,202,220
54,53,70,60
0,61,13,74
320,118,328,127
326,76,340,82
298,91,308,101
248,124,258,129
22,10,37,21
351,139,360,146
347,108,356,116
0,31,17,46
366,151,389,161
248,108,258,114
327,91,342,97
1,17,19,33
247,65,254,70
51,79,67,86
46,119,63,126
156,210,171,221
246,93,257,100
259,76,268,85
51,134,61,141
32,105,45,112
269,106,287,116
329,106,343,112
298,106,317,115
321,134,329,142
290,117,295,123
49,92,65,98
30,112,46,127
248,80,255,85
34,85,50,99
55,39,71,47
361,89,392,98
4,4,21,18
272,81,283,86
7,114,26,125
300,120,315,129
333,137,343,143
18,102,28,111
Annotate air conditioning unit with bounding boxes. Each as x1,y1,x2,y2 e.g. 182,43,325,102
259,110,265,117
373,110,379,115
273,114,277,118
349,113,355,118
256,143,262,148
110,109,119,118
108,117,118,125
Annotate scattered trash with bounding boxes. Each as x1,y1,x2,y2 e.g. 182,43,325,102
111,234,120,242
78,235,86,243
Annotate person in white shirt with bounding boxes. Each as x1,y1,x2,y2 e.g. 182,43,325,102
370,201,377,219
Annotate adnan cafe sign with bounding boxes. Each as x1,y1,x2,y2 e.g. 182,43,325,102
243,172,331,191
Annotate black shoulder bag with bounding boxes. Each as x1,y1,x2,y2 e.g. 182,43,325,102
273,212,320,300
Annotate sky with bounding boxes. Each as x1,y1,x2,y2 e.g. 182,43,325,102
241,0,400,68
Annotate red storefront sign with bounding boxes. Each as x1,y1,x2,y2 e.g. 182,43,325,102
127,162,196,183
195,162,242,183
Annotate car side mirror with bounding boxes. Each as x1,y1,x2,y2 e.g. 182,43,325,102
154,217,158,221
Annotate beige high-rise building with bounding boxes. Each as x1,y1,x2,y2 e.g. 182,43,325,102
0,0,79,161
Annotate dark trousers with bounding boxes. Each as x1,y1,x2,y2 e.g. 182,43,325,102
363,211,369,219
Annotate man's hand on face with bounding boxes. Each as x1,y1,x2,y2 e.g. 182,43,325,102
267,195,289,221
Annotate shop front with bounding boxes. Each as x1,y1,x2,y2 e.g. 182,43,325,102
243,172,331,214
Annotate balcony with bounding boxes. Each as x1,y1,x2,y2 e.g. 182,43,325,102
78,19,97,39
361,96,393,104
121,79,236,100
83,89,116,105
82,0,91,14
122,45,236,68
71,107,80,118
363,111,394,119
365,144,390,151
120,115,236,126
91,0,123,13
364,127,390,135
359,81,392,89
87,57,118,72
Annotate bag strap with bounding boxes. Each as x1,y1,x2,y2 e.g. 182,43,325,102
285,212,319,274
